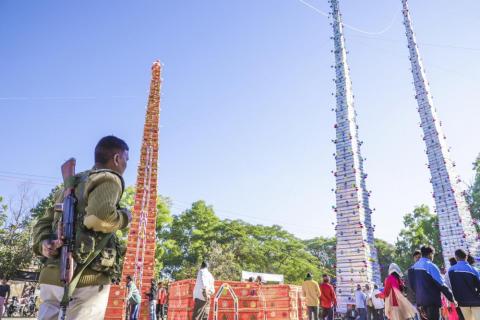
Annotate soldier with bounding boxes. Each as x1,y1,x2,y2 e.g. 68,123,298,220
33,135,132,319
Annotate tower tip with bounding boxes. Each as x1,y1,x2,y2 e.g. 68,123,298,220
152,60,162,70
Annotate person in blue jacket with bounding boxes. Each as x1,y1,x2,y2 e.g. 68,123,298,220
410,245,455,320
447,249,480,320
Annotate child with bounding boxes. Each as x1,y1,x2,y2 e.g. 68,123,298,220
346,304,359,320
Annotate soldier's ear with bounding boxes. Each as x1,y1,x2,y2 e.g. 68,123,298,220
113,153,120,167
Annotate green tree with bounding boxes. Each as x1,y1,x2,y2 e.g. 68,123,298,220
161,200,221,279
395,205,442,270
204,241,241,281
303,237,336,274
374,238,396,281
30,185,61,220
467,154,480,227
0,186,37,279
303,237,395,281
154,194,173,274
160,201,330,284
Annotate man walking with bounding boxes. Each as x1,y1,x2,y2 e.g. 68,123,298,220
371,284,385,320
33,136,132,320
355,284,367,320
126,275,142,320
0,278,10,320
447,249,480,320
302,273,321,320
364,284,374,320
146,278,158,320
410,245,455,320
192,261,215,320
319,274,336,320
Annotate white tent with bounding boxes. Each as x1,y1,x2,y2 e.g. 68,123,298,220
241,271,284,284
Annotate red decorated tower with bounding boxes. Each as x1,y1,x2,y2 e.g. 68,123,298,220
105,61,162,320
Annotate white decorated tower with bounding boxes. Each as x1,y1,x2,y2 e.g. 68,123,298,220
402,0,479,266
329,0,381,312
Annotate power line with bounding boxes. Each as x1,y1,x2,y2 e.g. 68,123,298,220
0,175,58,187
0,95,142,102
0,171,58,181
297,0,399,36
0,170,331,234
298,0,480,53
350,33,480,52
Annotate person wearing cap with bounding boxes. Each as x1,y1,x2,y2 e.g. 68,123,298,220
302,273,321,320
192,261,215,320
379,263,416,320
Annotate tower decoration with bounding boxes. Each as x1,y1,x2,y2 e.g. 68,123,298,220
401,0,478,267
104,61,162,320
329,0,381,313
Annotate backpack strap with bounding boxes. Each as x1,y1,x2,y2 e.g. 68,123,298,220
60,233,113,307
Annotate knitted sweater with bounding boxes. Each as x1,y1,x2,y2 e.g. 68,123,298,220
32,170,129,287
302,279,321,307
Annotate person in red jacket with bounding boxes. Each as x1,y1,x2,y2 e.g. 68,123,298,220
319,274,337,320
156,282,168,320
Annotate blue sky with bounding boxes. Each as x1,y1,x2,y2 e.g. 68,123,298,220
1,0,479,244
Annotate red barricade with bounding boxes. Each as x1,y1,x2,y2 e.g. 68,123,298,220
167,280,307,320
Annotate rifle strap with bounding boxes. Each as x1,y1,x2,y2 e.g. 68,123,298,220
60,233,113,308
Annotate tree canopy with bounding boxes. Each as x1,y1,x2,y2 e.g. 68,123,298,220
467,154,480,229
0,187,38,279
159,200,332,284
394,205,443,270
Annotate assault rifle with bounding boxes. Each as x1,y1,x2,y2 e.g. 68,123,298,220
58,158,77,318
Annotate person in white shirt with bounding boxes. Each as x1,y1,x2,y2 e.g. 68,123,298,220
192,261,215,320
371,284,385,320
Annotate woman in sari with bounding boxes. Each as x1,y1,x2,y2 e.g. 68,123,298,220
379,263,417,320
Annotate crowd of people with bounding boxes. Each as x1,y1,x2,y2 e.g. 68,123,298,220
15,136,479,320
125,276,169,320
303,245,480,320
0,279,39,319
303,273,338,320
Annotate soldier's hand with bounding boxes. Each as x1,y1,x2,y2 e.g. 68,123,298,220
41,239,61,258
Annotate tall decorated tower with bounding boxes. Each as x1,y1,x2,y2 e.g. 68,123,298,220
329,0,380,312
105,61,162,320
401,0,478,266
